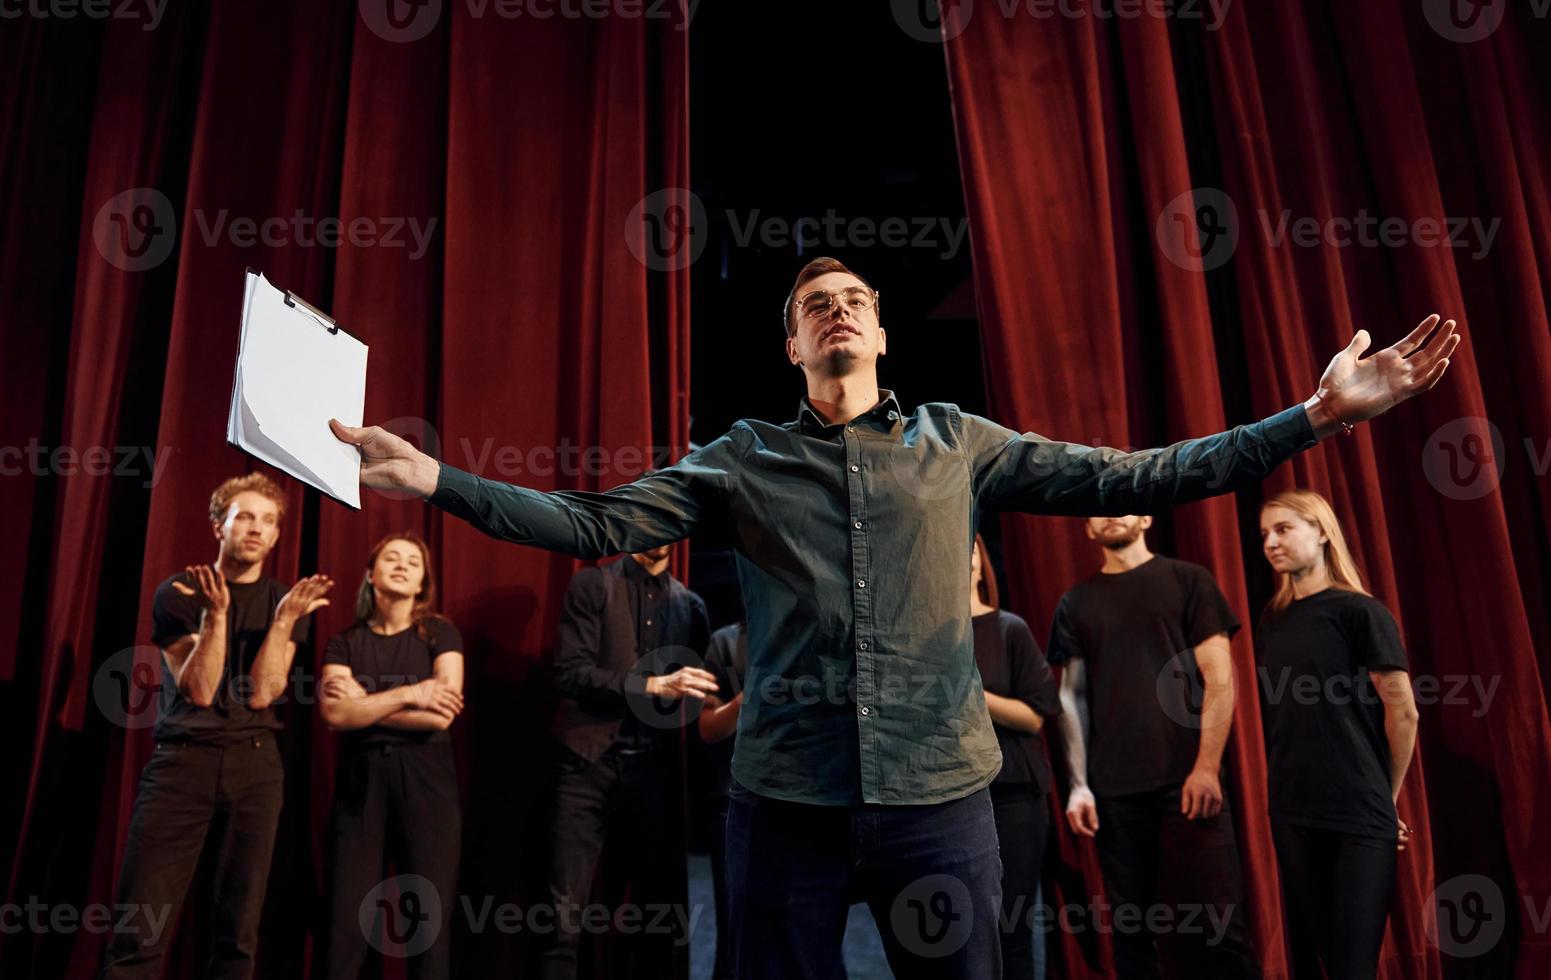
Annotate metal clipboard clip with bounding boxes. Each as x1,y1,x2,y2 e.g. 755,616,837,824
283,289,339,334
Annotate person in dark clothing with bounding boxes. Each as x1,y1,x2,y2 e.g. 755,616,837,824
1048,516,1259,979
1256,490,1417,980
968,534,1061,980
317,531,466,979
100,472,332,980
332,252,1458,979
696,620,747,980
542,543,713,980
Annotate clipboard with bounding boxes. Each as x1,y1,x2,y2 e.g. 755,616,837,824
226,268,369,509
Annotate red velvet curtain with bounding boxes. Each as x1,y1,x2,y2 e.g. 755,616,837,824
0,3,689,977
944,1,1550,977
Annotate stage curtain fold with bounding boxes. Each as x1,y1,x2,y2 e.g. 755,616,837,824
0,3,689,977
943,1,1550,976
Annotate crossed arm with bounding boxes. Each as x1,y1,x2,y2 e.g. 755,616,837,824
319,653,466,732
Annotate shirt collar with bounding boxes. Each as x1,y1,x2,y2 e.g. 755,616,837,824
796,388,904,435
622,555,670,590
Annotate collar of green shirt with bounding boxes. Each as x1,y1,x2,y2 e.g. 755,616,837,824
795,387,905,435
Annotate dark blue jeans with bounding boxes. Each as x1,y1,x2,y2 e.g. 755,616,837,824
725,784,1003,979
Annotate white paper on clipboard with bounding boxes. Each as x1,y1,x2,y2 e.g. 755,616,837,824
226,270,368,509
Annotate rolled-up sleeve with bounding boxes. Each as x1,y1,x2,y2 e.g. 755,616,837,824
428,428,744,559
964,405,1316,516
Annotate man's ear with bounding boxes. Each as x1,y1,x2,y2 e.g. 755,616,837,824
1139,515,1153,531
877,326,887,357
786,334,801,366
211,521,225,542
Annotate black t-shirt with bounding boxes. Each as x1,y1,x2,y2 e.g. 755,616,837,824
702,622,748,799
971,609,1061,792
1046,555,1241,797
150,572,311,743
1255,588,1408,839
324,618,464,749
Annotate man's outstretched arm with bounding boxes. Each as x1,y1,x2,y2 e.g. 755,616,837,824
329,419,741,559
971,315,1461,514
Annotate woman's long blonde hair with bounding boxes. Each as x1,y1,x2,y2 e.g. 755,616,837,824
1262,490,1370,613
972,533,1000,610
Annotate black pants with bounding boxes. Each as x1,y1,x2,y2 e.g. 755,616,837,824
706,794,735,980
322,739,461,980
991,782,1049,980
542,742,689,980
1094,784,1259,979
99,736,284,980
1270,821,1396,980
725,785,1004,980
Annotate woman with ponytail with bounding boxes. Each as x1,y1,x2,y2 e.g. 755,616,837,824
317,532,465,979
1256,491,1418,980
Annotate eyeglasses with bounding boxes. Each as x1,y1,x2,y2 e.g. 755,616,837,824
795,286,880,321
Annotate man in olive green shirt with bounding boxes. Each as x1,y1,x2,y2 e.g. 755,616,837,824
331,257,1457,978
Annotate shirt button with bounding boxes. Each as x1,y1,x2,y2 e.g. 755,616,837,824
859,705,871,716
857,579,866,589
854,521,863,529
846,425,854,432
859,640,869,650
849,464,859,473
888,411,899,421
645,619,653,626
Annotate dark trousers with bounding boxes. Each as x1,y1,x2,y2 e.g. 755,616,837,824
725,785,1003,980
99,737,284,980
1093,784,1259,980
707,794,736,980
542,742,689,980
322,739,461,980
1270,821,1396,980
991,782,1049,980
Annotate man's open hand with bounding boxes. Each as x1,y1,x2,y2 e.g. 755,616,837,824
1305,315,1461,437
277,573,333,625
329,419,441,497
173,564,230,618
646,666,722,700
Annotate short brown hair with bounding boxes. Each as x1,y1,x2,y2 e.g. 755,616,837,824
208,472,288,526
781,256,876,337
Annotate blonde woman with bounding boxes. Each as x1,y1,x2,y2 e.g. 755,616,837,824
1256,491,1418,980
